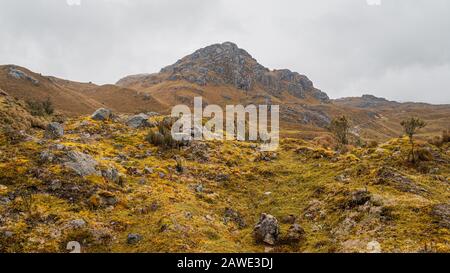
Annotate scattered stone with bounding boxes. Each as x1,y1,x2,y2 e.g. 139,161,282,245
64,151,99,177
284,223,305,243
281,215,297,224
143,167,154,174
39,150,55,164
44,122,64,139
8,67,39,85
253,213,280,245
69,219,86,229
304,199,326,221
0,185,8,194
431,204,450,229
215,173,230,182
195,184,204,193
126,113,150,128
223,208,247,228
185,211,193,219
100,192,118,206
142,111,157,117
367,240,382,253
102,167,121,184
344,190,372,209
54,144,69,151
335,174,351,183
79,120,91,127
127,233,142,245
376,167,427,195
49,180,62,191
91,108,112,121
332,217,357,238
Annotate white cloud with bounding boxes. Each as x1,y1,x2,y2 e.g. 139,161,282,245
0,0,449,104
66,0,81,6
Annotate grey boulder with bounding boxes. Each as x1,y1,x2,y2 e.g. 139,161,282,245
64,151,99,177
44,122,64,139
91,108,112,121
126,113,150,128
253,213,280,245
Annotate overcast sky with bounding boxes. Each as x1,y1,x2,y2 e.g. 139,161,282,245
0,0,449,104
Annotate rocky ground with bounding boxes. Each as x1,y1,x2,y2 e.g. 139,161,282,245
0,105,449,253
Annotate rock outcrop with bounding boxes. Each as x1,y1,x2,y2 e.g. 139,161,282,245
91,108,112,121
8,67,39,85
126,113,150,128
253,213,280,245
118,42,329,102
44,122,64,139
63,151,99,177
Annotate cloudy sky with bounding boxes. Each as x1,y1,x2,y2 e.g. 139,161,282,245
0,0,449,104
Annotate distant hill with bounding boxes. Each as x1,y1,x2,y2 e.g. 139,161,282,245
0,65,165,116
1,42,449,141
334,95,450,140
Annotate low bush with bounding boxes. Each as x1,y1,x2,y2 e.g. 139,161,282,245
26,98,54,116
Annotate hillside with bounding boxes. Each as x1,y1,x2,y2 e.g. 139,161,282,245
0,111,449,253
1,43,448,142
335,95,450,141
0,41,449,253
0,65,164,116
117,42,450,141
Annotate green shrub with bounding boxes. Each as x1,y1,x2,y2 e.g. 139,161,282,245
26,98,54,116
400,117,426,163
330,115,350,147
442,130,450,143
145,117,186,149
3,125,26,144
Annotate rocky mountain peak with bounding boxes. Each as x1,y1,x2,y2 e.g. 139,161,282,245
119,42,329,102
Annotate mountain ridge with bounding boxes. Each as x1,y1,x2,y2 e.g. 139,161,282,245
117,42,329,102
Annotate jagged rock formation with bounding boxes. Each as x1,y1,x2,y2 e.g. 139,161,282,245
8,67,39,85
334,94,400,109
117,42,329,102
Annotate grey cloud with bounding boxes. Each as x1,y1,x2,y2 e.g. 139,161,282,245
0,0,449,103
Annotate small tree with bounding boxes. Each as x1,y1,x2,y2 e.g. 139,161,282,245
42,97,54,115
330,115,350,147
400,117,426,163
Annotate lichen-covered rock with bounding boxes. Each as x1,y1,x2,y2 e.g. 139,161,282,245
101,167,119,183
127,233,142,245
223,208,247,228
431,204,450,229
8,67,39,85
91,108,112,121
122,42,329,102
367,240,382,253
63,151,99,177
39,150,55,164
284,223,305,243
126,113,150,128
376,167,427,195
68,219,86,229
44,122,64,139
253,213,279,245
344,190,372,209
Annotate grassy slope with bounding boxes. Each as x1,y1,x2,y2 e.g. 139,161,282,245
0,115,448,253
